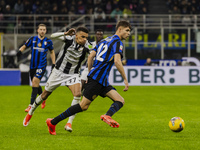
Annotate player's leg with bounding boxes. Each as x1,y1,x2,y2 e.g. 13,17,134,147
25,68,45,112
46,96,92,135
23,69,61,126
65,83,82,132
105,89,124,116
31,76,41,103
40,85,47,109
46,77,98,135
23,89,52,126
100,87,125,128
28,89,52,115
25,69,36,112
37,84,45,109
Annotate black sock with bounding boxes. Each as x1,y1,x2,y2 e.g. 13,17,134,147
30,87,38,105
51,104,83,125
106,101,123,117
38,86,42,95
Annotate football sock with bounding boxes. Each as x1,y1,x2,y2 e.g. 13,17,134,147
67,97,81,124
105,101,123,117
38,86,42,95
29,95,44,115
51,103,83,125
30,87,38,105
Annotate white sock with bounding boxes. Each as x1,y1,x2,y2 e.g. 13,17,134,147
29,95,44,115
67,96,81,124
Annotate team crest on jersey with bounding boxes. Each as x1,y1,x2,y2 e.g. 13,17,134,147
120,45,123,50
38,43,42,47
44,41,47,45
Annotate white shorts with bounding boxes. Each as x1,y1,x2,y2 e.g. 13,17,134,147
45,68,81,92
81,67,89,81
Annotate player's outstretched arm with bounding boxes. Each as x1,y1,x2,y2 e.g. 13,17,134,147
114,54,129,91
50,29,75,41
50,32,66,41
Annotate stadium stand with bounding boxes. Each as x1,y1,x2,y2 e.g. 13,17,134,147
1,0,200,68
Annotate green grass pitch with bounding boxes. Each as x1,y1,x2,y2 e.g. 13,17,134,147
1,86,200,150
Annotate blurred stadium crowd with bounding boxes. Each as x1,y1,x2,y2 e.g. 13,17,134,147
0,0,148,33
166,0,200,14
0,0,200,34
0,0,148,15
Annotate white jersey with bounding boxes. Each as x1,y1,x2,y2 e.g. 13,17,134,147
55,35,91,74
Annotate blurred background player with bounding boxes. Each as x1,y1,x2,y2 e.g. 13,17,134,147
17,24,55,112
45,20,131,135
23,27,92,132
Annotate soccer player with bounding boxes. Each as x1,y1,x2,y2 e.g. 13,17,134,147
17,24,55,112
46,20,131,135
64,29,104,132
23,27,91,130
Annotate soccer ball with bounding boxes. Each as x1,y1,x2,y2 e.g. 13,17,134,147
169,117,185,132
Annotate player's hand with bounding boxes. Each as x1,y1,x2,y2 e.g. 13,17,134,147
64,28,76,36
85,79,88,84
51,64,55,71
123,79,129,92
17,50,22,57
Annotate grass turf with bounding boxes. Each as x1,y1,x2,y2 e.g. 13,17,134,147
0,86,200,150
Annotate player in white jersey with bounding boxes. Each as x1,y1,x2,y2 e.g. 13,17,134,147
81,29,104,90
23,27,91,131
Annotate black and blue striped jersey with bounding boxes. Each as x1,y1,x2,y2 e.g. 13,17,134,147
25,36,54,69
88,35,123,86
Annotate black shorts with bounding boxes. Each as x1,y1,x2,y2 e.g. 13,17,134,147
29,68,46,81
83,77,116,101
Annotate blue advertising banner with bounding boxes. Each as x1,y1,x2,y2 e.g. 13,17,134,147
0,69,21,85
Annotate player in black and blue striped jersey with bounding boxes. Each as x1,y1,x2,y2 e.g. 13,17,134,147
17,24,55,112
45,20,131,135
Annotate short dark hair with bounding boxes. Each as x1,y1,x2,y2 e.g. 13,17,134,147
95,29,104,33
37,24,46,29
76,26,89,33
116,20,132,31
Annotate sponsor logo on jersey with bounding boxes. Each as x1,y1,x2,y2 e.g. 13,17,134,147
88,45,93,49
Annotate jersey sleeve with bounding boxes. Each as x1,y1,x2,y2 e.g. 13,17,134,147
48,40,54,51
113,41,123,58
93,43,99,53
50,32,73,42
24,36,33,48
